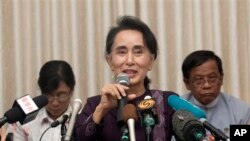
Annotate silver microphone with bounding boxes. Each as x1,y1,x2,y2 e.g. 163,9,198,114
64,99,82,141
123,104,138,141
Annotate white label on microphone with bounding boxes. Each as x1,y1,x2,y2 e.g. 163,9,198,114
17,95,39,114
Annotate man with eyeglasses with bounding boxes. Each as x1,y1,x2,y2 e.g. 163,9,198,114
181,50,250,138
6,60,76,141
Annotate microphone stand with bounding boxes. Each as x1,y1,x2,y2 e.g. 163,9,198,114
143,114,155,141
61,119,67,141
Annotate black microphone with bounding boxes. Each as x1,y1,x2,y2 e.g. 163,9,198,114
172,109,207,141
0,95,48,127
116,73,130,126
137,95,158,139
199,118,229,141
51,108,72,127
6,132,14,141
167,95,229,141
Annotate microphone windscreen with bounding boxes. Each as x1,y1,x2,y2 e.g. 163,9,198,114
116,73,130,86
172,110,205,141
33,95,48,108
4,107,24,123
167,95,206,118
122,104,138,122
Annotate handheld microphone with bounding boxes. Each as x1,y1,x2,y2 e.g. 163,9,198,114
116,73,130,126
51,108,72,127
123,104,138,141
64,98,83,141
0,95,48,127
137,95,158,138
167,95,206,118
172,109,207,141
199,118,229,141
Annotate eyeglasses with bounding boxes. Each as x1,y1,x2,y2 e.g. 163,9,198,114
190,75,220,87
45,92,71,102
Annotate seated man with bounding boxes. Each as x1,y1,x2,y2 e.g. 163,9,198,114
181,50,250,137
6,60,76,141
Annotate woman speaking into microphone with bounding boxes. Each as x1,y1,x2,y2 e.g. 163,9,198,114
75,15,179,141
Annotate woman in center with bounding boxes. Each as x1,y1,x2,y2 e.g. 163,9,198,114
75,16,178,141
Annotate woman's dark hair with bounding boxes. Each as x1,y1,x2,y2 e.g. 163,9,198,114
182,50,223,79
38,60,75,94
105,16,158,89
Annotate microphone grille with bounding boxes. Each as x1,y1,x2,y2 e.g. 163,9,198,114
72,98,83,113
122,104,138,122
116,73,130,86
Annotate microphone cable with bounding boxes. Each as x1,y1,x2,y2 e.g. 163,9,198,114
39,126,51,141
39,124,80,141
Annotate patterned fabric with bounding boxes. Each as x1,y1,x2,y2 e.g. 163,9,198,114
151,90,166,141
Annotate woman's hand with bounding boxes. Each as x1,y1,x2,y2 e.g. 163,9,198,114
100,84,128,109
92,83,136,123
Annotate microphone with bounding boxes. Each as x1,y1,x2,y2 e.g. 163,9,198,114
168,95,229,141
137,95,158,139
199,118,229,141
6,132,14,141
51,108,72,127
172,109,207,141
167,95,206,118
116,73,130,126
122,104,138,141
64,98,83,141
0,95,48,127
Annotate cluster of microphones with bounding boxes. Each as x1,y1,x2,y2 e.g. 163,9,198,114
169,95,230,141
0,73,231,141
0,94,83,141
116,73,230,141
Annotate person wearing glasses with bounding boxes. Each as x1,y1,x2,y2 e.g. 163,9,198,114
6,60,75,141
181,50,250,137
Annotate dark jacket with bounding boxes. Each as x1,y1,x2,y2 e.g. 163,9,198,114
75,89,177,141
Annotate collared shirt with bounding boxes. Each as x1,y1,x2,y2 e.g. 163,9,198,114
75,89,178,141
182,92,250,136
6,107,70,141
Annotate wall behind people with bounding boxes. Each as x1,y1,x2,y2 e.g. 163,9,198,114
0,0,250,115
